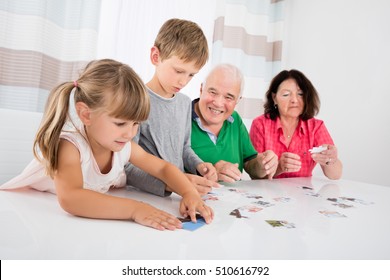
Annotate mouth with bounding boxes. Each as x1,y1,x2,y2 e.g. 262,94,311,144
173,87,181,92
208,107,223,115
115,140,127,146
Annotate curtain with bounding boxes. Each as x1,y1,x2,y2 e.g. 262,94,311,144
96,0,216,101
212,0,284,120
0,0,101,112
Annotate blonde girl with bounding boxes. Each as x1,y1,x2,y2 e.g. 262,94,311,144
0,59,213,230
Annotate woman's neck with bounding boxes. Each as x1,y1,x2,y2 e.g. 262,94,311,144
280,117,299,140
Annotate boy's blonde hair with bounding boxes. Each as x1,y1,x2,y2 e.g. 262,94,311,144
154,18,209,68
34,59,149,178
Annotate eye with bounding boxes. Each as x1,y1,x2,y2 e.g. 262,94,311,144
225,95,235,101
114,122,126,127
298,92,304,97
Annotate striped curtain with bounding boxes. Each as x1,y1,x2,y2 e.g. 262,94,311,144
0,0,101,112
212,0,284,120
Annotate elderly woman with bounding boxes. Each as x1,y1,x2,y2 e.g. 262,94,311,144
249,69,342,179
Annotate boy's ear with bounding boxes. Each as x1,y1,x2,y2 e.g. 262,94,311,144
75,102,92,125
150,46,160,65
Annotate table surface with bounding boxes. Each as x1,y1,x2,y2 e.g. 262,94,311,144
1,177,389,260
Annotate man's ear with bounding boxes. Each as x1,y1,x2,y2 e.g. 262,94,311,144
150,46,160,65
75,102,92,125
199,83,204,97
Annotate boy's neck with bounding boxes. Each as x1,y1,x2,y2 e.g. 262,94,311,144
146,80,175,99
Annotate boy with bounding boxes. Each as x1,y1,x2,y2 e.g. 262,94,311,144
126,18,218,197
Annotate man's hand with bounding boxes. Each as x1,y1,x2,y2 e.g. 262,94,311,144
214,160,242,182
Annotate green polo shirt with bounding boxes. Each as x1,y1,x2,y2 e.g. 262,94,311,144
191,99,257,172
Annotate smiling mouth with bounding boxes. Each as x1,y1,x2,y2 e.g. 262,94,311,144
209,107,223,115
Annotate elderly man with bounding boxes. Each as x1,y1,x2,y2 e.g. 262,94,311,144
191,64,278,182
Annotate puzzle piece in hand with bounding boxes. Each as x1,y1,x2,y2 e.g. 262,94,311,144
178,214,207,231
309,146,327,154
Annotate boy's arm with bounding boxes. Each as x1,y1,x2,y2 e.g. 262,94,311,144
183,101,203,173
125,163,171,197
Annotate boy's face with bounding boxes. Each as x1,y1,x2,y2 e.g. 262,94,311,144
151,47,200,97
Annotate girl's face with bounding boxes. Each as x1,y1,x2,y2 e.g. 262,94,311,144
273,78,304,119
87,112,139,153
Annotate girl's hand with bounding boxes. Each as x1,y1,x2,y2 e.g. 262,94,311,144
179,192,214,224
132,202,182,231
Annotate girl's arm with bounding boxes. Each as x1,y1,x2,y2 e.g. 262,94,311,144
129,141,214,223
54,140,181,231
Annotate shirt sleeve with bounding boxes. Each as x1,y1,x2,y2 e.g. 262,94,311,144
125,163,171,197
249,116,266,153
313,120,335,147
183,100,203,174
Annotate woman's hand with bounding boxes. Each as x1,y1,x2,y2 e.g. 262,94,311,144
278,152,301,174
311,144,338,166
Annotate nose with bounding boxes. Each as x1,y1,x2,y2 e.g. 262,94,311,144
124,125,138,140
178,75,193,87
290,93,298,103
212,94,224,106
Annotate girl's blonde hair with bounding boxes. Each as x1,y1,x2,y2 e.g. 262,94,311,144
34,59,149,178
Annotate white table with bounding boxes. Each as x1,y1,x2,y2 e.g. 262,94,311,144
1,177,389,260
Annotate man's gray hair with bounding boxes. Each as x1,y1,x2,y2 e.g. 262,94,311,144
203,63,244,96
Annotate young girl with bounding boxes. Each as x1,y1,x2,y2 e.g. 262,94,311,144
0,59,213,230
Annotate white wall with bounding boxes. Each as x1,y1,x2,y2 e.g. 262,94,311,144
282,0,390,186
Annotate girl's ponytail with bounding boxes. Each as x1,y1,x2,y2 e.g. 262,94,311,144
33,82,73,178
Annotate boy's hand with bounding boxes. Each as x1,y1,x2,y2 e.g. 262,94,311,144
179,191,214,224
132,202,182,231
197,162,218,181
185,173,221,196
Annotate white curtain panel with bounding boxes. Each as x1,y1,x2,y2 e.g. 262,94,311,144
212,0,285,120
0,0,101,112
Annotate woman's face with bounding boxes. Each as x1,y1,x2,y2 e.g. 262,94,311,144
273,78,304,119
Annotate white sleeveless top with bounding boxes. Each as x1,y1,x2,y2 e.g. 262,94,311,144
0,128,131,194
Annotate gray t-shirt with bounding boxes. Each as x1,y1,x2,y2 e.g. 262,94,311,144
125,88,203,196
